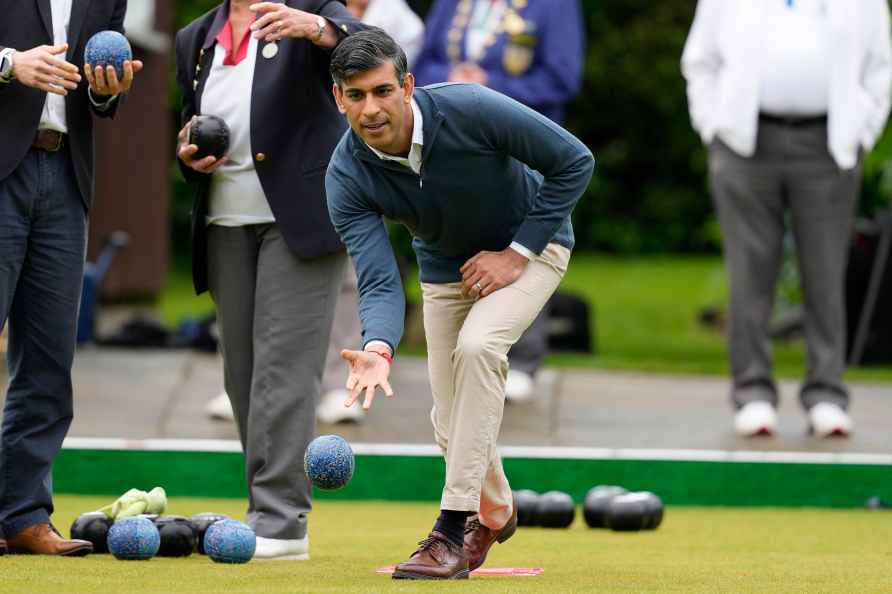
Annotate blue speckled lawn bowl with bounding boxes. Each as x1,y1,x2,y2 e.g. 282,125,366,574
107,516,160,560
84,30,132,79
204,519,256,564
304,434,355,490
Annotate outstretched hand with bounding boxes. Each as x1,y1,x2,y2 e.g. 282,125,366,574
341,349,394,411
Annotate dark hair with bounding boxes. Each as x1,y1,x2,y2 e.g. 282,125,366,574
330,28,408,87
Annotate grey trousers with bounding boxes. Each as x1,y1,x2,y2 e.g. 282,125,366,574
708,120,858,411
207,224,345,539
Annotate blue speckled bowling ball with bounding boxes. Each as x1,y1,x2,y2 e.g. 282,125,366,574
304,434,354,490
85,31,132,79
204,520,256,564
107,516,160,560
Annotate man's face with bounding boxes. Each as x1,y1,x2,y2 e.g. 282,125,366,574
333,62,415,155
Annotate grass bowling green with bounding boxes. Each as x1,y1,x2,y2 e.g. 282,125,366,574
2,495,890,593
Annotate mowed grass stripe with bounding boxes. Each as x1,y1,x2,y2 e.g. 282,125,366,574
2,496,890,594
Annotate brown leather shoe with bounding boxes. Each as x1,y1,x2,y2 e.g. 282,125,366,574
6,523,92,556
464,500,518,571
392,531,470,580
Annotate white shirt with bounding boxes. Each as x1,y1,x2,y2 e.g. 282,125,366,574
39,0,73,133
203,35,276,227
758,0,832,115
681,0,892,169
367,98,535,261
362,0,425,67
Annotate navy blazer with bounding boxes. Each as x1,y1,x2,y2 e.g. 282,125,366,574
0,0,125,209
414,0,584,123
175,0,364,294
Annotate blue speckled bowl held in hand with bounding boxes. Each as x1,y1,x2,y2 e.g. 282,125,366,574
85,30,132,79
304,434,355,490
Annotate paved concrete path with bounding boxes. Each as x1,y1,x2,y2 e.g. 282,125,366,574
2,346,889,454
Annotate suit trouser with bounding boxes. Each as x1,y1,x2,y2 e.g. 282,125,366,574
708,121,858,411
422,243,569,529
207,224,344,540
0,147,86,538
322,258,361,394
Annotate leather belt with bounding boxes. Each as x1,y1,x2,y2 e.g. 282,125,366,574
759,113,827,127
32,130,65,152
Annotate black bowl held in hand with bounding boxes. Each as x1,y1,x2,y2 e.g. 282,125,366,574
70,512,113,553
188,115,231,160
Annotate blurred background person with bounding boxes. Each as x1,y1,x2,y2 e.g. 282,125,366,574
175,0,363,560
346,0,424,65
681,0,892,438
413,0,585,401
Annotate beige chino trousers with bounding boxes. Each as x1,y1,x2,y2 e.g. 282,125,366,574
421,243,570,529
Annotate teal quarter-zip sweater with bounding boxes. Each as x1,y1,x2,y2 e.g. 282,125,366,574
326,83,595,352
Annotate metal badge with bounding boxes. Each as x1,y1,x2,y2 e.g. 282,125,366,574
262,42,278,59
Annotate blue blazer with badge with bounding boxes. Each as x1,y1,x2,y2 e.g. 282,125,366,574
413,0,584,123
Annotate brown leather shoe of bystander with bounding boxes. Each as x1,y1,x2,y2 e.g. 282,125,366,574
6,523,92,556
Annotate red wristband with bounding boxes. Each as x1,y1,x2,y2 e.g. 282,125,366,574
371,350,393,365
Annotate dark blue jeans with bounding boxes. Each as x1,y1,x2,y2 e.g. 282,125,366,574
0,146,87,539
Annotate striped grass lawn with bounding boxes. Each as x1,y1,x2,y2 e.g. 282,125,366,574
3,496,891,593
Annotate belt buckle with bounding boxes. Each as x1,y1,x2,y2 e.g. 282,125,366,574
47,131,63,152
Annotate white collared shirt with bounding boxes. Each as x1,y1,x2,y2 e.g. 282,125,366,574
204,34,276,227
39,0,73,133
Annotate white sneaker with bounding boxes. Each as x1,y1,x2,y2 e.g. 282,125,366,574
253,535,309,561
733,401,778,437
505,370,535,402
205,391,234,422
316,389,365,424
808,402,853,438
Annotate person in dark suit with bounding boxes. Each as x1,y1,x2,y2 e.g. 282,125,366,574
413,0,585,401
0,0,141,556
174,0,363,561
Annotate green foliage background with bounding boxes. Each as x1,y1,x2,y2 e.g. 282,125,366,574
168,0,892,255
